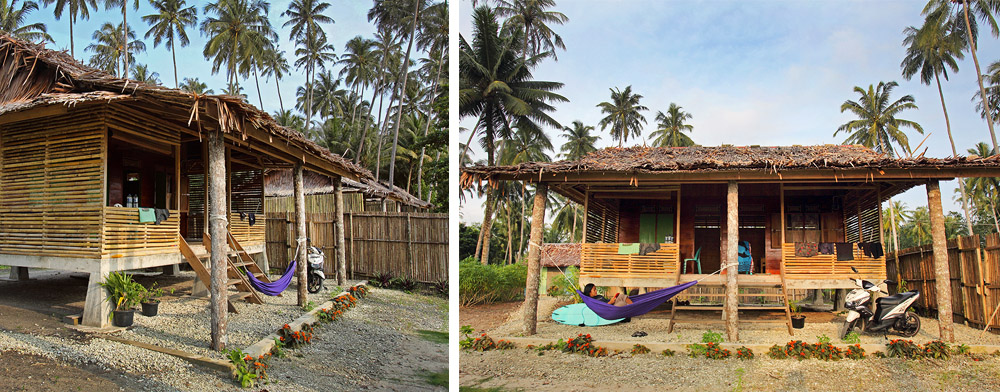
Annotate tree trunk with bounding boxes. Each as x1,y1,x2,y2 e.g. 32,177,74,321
416,48,446,199
355,54,387,165
334,176,347,286
517,183,527,259
388,0,421,188
474,215,485,262
480,192,496,265
69,16,74,59
123,7,129,75
253,64,264,109
375,84,392,182
207,131,228,351
505,205,515,265
725,181,740,342
523,182,548,335
571,202,578,242
962,0,999,152
889,199,902,282
936,73,976,235
171,31,178,88
294,163,308,307
276,77,285,114
927,180,955,342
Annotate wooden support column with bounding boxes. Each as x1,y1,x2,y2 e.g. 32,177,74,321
207,130,229,351
726,181,739,341
927,180,955,342
523,182,548,335
333,176,347,286
294,163,308,306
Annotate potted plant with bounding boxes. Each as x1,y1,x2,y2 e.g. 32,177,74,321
99,272,142,327
790,300,806,329
139,283,165,317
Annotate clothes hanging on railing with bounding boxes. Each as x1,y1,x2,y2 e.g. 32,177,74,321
617,243,640,255
818,242,835,255
794,242,818,257
638,243,661,255
835,242,854,261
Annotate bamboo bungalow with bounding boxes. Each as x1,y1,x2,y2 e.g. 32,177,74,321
462,145,1000,341
0,35,410,331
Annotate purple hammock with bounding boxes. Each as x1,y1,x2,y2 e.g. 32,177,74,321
576,280,698,320
246,260,296,296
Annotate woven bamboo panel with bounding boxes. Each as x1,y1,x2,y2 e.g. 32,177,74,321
265,193,366,213
230,212,264,247
580,243,679,279
0,110,105,258
101,206,179,257
783,243,885,280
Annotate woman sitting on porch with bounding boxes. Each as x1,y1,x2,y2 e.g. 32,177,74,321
583,283,633,306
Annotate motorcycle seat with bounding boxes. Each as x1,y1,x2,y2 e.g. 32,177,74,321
876,291,918,309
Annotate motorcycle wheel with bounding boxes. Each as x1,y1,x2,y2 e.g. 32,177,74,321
839,319,858,339
895,311,920,337
307,274,322,293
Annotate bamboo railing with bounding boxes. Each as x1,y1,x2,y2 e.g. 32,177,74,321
580,243,680,280
782,243,885,281
229,211,265,247
101,206,179,258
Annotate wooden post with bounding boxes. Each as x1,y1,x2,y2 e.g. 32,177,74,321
333,176,347,286
406,214,414,279
294,163,307,306
726,181,739,341
348,212,355,279
927,180,955,342
523,182,548,335
207,130,228,351
581,189,589,244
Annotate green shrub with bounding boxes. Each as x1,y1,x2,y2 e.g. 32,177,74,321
704,342,730,359
735,346,754,360
661,348,676,357
767,344,788,359
923,340,950,360
549,266,581,302
886,339,922,359
631,344,651,355
459,259,527,306
845,344,866,359
702,330,723,344
842,331,861,344
687,343,708,358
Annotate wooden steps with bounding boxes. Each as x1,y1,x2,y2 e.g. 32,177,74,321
179,231,269,313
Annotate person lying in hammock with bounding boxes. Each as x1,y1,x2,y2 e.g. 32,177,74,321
583,283,633,307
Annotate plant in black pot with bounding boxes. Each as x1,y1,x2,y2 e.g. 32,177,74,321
790,300,806,329
99,272,142,327
139,283,165,317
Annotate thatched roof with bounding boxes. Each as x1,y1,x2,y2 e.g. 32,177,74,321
541,243,581,268
263,169,432,209
462,144,1000,184
0,34,373,184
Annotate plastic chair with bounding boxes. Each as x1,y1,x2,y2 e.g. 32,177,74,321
684,247,702,274
738,241,753,275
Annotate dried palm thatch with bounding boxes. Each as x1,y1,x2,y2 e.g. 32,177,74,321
263,168,431,208
462,145,1000,187
0,34,428,207
541,243,581,268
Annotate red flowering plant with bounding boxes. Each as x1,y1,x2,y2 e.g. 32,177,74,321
784,340,812,360
227,348,270,388
631,344,651,355
467,333,515,351
565,334,608,357
886,339,923,359
704,342,731,360
277,323,314,348
844,344,866,360
348,285,369,299
767,344,789,359
735,346,754,360
810,342,844,361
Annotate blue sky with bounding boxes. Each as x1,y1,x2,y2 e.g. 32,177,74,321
459,0,1000,224
25,0,377,110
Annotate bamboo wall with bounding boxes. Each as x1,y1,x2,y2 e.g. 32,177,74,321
265,211,448,283
101,206,179,257
265,193,412,214
0,109,106,258
884,234,1000,328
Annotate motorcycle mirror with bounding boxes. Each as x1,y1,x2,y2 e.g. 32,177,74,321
850,266,858,273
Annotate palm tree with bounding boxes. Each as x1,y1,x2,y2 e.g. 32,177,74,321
975,59,1000,122
40,0,97,57
836,80,923,263
882,200,912,254
907,207,933,246
312,70,347,124
274,109,306,132
385,0,428,191
925,0,1000,152
358,29,400,167
221,83,246,100
460,6,566,264
201,0,274,94
901,11,975,235
414,1,447,201
559,120,598,160
86,22,145,77
131,63,160,84
103,0,139,74
650,103,695,147
180,77,213,94
142,0,197,88
1,0,52,43
496,0,567,60
964,142,1000,232
597,85,648,148
338,36,377,131
260,46,290,113
283,0,334,137
501,125,552,258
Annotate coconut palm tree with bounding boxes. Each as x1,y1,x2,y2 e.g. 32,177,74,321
901,10,975,234
964,142,1000,232
283,0,334,138
882,200,912,254
597,85,648,148
40,0,97,57
501,125,552,258
312,70,347,125
925,0,1000,152
201,0,274,94
357,29,400,167
460,6,566,264
221,83,246,100
496,0,567,60
1,0,52,43
650,103,695,147
86,22,145,77
260,46,290,113
131,63,160,84
385,0,429,191
907,207,933,246
274,108,306,132
338,36,377,130
180,77,213,94
559,120,598,160
414,1,447,200
103,0,139,74
142,0,197,88
836,80,923,263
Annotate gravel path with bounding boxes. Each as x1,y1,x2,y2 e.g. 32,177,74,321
461,349,1000,391
487,297,1000,346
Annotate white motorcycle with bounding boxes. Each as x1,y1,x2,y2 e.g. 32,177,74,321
306,243,325,293
840,266,921,339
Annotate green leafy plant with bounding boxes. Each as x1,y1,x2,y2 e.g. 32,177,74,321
816,334,831,344
459,260,528,306
138,282,165,304
702,330,723,344
810,342,843,361
923,340,950,360
735,346,754,360
844,344,866,359
886,339,922,359
767,344,788,359
704,342,730,359
789,301,803,318
953,344,971,356
98,272,143,313
842,331,861,344
302,301,316,312
784,340,812,360
459,325,476,349
733,368,745,392
227,349,270,388
631,344,651,355
661,348,676,357
549,266,581,302
391,277,417,292
687,343,708,358
564,334,608,357
898,279,909,293
270,338,286,358
432,279,448,296
371,272,394,288
534,338,568,352
277,323,313,348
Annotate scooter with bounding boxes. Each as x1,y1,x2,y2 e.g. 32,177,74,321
306,241,325,293
840,266,921,339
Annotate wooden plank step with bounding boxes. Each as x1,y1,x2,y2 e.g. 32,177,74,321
229,292,252,302
232,262,254,268
226,278,241,286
